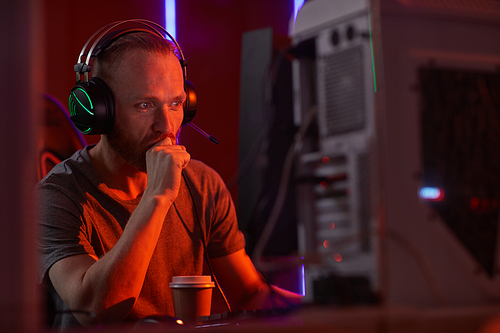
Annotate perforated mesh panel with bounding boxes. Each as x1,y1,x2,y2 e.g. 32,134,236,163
321,46,365,136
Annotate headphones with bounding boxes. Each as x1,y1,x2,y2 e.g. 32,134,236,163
69,19,197,135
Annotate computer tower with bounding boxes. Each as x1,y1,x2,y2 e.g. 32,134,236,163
292,0,500,305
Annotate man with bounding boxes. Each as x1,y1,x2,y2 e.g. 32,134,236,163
37,30,301,329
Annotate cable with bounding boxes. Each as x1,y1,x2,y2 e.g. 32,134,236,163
252,105,318,273
226,48,292,193
177,172,297,313
179,171,233,314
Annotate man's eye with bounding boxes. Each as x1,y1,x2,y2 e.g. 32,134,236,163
138,102,152,110
171,101,183,108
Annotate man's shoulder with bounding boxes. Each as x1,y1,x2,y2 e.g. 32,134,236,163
186,159,220,177
184,159,226,188
37,146,93,189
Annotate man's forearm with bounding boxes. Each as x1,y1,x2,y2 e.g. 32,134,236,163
242,283,304,311
49,193,173,325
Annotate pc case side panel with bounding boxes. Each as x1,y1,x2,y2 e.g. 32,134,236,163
379,3,500,306
292,0,381,304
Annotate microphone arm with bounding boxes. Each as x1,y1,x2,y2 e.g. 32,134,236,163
186,122,220,145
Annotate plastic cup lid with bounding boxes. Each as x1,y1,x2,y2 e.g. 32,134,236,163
169,275,215,288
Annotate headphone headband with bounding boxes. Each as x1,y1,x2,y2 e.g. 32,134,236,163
74,19,187,83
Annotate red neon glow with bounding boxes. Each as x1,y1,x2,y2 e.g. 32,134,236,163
470,197,480,210
40,151,62,178
469,197,499,211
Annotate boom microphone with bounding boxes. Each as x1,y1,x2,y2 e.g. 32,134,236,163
186,122,220,145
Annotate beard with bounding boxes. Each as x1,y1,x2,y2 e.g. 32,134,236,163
107,121,162,173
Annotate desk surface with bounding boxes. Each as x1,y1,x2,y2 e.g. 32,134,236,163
94,304,500,333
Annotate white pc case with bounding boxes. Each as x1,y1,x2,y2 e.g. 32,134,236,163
292,0,500,306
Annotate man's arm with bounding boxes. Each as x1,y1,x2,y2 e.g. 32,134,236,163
48,142,190,326
48,192,173,325
210,249,303,311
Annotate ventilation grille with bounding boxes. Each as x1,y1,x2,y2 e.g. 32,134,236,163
321,46,365,137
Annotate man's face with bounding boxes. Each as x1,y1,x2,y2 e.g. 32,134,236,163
105,51,186,172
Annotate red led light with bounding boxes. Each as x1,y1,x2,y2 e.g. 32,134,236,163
470,197,480,210
330,223,335,229
320,181,328,189
323,240,329,248
333,254,342,262
322,156,330,164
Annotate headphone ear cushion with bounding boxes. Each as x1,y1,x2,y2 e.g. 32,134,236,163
69,77,115,135
182,80,197,126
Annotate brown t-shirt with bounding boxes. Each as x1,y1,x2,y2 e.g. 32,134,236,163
37,146,245,329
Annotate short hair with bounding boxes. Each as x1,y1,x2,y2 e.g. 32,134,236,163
92,32,179,83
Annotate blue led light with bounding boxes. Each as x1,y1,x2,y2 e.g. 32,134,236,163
165,0,176,39
419,187,444,201
293,0,306,32
301,260,306,296
294,0,305,21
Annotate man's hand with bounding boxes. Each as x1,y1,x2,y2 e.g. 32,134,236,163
210,249,304,311
144,136,190,201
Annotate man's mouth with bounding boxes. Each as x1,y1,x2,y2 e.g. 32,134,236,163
148,134,177,150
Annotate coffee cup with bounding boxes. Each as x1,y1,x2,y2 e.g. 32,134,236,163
169,275,215,324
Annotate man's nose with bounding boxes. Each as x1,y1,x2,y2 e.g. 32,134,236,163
152,106,174,134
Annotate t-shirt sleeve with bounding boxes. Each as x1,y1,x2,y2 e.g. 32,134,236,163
37,180,96,283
